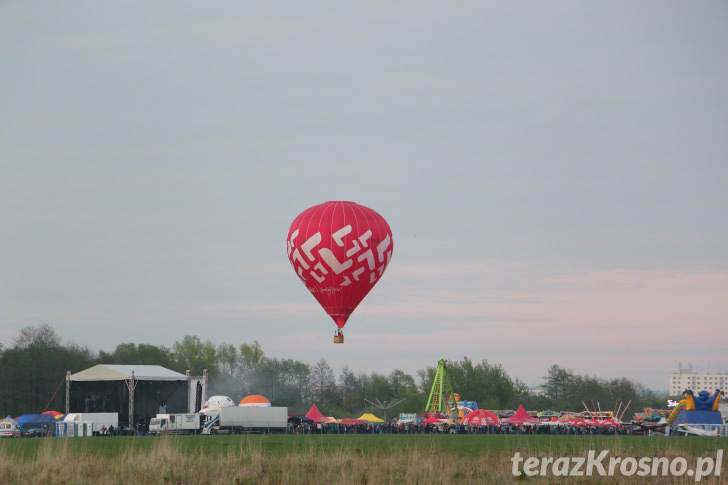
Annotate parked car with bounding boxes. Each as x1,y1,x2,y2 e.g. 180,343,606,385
22,428,47,438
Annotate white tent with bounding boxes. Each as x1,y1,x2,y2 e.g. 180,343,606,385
70,365,187,382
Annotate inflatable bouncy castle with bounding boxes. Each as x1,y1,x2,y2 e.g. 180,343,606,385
668,389,723,431
684,389,722,412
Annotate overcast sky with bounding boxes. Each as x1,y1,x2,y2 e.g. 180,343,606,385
2,2,726,392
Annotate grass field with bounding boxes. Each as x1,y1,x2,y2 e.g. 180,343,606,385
1,434,726,484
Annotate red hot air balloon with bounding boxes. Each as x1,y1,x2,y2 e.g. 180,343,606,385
287,201,394,343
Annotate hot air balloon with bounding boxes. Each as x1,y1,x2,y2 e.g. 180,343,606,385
287,201,393,343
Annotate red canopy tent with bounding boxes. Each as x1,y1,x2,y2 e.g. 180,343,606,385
461,409,500,426
305,404,330,424
502,405,541,425
422,416,443,424
422,412,447,419
339,419,368,425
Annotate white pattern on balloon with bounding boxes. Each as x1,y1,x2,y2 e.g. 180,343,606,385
287,224,391,287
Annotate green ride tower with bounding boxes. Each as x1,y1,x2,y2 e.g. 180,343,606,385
425,359,459,417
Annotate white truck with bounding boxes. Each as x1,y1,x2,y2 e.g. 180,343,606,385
149,413,202,435
200,406,288,434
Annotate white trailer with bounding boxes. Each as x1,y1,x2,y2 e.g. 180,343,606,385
64,413,118,435
200,406,287,435
149,413,202,435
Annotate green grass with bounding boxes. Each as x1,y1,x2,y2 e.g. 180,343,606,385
0,435,726,483
3,434,725,457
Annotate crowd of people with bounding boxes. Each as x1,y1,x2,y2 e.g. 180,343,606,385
287,421,634,435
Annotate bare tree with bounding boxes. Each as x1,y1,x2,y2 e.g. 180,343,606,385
309,359,335,406
14,323,61,349
216,343,239,379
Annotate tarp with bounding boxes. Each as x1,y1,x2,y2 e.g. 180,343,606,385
29,413,64,424
203,395,236,409
356,413,383,423
287,415,314,425
14,414,38,427
461,409,500,426
22,413,64,430
305,404,330,424
502,405,541,425
41,411,64,419
70,364,187,382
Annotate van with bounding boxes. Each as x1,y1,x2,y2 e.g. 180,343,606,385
0,419,20,438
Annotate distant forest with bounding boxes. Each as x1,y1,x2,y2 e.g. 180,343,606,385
0,324,665,419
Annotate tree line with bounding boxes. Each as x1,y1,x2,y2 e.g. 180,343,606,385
0,324,665,419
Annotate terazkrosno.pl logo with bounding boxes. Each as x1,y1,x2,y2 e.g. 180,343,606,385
511,449,723,481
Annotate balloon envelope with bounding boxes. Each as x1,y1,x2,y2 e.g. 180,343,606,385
239,395,271,407
203,395,236,409
287,201,393,329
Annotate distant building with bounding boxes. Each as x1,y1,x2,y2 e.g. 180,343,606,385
669,367,728,396
527,386,546,397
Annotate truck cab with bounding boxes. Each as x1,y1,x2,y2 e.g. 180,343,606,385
149,413,201,435
148,417,168,435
